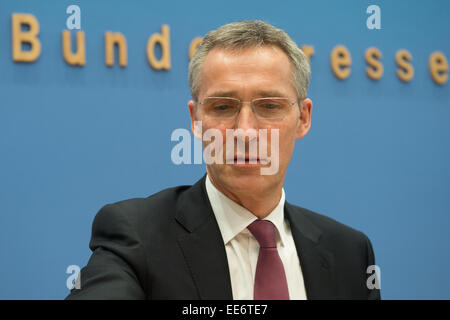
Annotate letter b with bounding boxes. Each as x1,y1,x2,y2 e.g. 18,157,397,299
12,13,41,62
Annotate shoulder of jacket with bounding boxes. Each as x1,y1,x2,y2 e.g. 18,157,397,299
287,202,369,242
97,183,192,221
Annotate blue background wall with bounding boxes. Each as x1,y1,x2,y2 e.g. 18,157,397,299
0,0,449,299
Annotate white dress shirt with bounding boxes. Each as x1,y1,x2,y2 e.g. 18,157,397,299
205,175,308,300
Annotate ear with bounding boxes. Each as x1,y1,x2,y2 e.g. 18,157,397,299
295,98,312,140
188,100,202,139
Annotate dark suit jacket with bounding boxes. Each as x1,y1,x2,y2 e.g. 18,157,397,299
66,175,381,300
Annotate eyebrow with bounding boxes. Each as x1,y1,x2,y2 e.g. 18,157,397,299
206,89,287,99
254,90,287,97
206,90,239,98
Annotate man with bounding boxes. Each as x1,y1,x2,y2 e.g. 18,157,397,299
66,20,380,300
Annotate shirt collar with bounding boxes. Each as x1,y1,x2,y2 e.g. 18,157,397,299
205,174,287,246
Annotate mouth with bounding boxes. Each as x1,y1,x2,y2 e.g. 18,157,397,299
226,155,269,166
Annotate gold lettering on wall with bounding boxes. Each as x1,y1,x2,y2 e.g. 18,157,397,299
12,13,41,62
331,45,351,80
301,45,315,63
395,49,414,82
105,31,127,67
189,37,203,60
62,30,86,66
429,51,448,85
365,47,383,80
7,13,449,87
147,25,171,70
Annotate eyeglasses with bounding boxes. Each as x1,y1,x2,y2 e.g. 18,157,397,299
195,97,301,120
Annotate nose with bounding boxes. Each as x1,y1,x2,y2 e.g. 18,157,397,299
235,101,259,131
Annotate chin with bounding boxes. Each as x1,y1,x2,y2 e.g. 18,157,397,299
208,164,283,192
226,167,277,189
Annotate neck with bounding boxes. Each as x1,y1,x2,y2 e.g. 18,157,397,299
207,171,283,219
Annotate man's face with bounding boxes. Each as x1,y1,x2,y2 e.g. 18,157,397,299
188,46,312,199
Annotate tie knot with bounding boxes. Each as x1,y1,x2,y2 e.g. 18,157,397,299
247,220,277,248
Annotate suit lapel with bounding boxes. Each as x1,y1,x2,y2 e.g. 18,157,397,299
285,202,338,299
175,175,233,300
174,176,337,300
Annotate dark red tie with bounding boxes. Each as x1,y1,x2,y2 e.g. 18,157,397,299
247,219,290,300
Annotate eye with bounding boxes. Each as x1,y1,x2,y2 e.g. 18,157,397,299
260,103,281,109
214,104,233,111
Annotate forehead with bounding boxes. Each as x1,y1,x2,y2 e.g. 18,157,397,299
199,46,296,98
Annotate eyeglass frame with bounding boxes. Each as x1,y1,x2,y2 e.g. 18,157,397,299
194,96,303,120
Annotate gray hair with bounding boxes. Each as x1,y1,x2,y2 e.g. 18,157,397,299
188,20,311,101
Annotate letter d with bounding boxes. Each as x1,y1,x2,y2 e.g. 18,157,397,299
146,25,171,70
